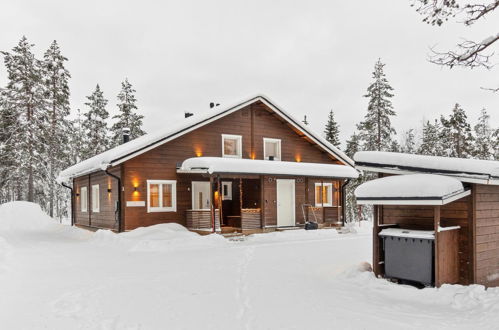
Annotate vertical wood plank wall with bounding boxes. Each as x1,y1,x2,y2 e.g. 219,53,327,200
377,195,472,285
73,166,120,230
474,184,499,287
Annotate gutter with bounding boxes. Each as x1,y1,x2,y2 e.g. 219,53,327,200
340,179,350,226
60,182,74,226
104,168,122,232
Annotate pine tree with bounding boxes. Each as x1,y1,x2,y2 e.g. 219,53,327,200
440,103,474,158
401,129,417,154
419,119,445,156
473,108,494,160
344,133,362,223
70,109,86,164
1,36,47,202
110,78,145,147
357,59,396,151
493,128,499,160
324,109,340,147
42,40,72,217
82,84,109,159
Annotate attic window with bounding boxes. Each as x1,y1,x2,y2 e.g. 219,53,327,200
264,138,281,161
222,134,242,158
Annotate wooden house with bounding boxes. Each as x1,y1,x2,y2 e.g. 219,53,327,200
354,151,499,287
58,95,358,234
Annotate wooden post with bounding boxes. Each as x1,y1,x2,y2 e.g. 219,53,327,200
321,179,325,223
217,176,222,232
373,205,380,276
434,205,441,287
210,176,215,233
240,178,243,229
336,181,341,224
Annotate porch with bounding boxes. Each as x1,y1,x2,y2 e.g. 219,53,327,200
177,157,359,234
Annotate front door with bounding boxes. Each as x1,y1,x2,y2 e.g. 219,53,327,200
276,179,295,227
192,181,211,210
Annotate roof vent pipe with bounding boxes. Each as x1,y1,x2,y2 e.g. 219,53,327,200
184,112,193,118
210,102,220,109
123,127,130,143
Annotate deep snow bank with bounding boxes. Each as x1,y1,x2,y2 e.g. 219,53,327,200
92,223,227,252
0,201,57,231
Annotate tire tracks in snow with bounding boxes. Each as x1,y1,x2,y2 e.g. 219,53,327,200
236,246,255,330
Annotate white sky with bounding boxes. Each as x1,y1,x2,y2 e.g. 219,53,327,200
0,0,497,148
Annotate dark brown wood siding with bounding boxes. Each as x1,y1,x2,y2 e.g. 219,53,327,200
475,184,499,287
379,195,472,285
121,101,347,230
73,166,120,230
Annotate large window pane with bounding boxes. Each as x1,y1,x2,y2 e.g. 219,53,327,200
224,138,238,155
162,184,172,207
150,184,159,207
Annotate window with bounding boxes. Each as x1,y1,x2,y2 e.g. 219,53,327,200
264,138,281,161
315,183,333,207
80,186,87,212
222,181,232,200
192,181,211,210
222,134,242,158
92,184,100,212
147,180,177,212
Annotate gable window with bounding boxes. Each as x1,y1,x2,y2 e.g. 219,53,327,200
80,186,88,212
92,184,100,212
222,134,242,158
264,138,281,161
315,183,333,207
222,181,232,200
147,180,177,212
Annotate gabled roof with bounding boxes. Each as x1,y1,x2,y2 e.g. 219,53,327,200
178,157,359,179
58,95,354,183
354,151,499,185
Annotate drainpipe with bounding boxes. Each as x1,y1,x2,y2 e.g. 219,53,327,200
61,182,74,226
340,179,351,226
105,168,122,232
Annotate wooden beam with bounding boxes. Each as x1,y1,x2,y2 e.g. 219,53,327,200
373,205,380,276
210,176,215,233
434,205,441,287
469,184,476,284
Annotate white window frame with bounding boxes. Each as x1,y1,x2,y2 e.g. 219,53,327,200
147,180,177,213
315,182,333,207
263,138,281,161
80,186,87,212
191,181,211,210
222,134,242,158
222,181,232,201
91,184,100,213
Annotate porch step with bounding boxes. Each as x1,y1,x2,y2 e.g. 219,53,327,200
275,226,303,231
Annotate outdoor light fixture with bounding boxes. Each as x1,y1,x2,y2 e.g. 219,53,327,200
134,187,138,192
76,193,80,197
107,188,112,193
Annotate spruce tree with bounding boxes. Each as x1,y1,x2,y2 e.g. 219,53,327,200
324,109,340,147
110,78,145,146
1,36,47,202
70,109,86,164
473,108,494,160
82,84,109,159
440,103,474,158
401,129,417,154
419,119,445,156
42,40,72,217
344,133,362,223
357,59,396,151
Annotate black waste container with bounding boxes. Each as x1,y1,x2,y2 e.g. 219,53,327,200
379,228,434,286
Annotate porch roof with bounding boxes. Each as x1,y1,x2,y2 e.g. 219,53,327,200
355,174,470,205
177,157,359,179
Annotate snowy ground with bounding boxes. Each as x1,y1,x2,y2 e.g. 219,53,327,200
1,202,498,329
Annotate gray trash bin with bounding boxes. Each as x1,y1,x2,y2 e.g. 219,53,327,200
379,228,435,286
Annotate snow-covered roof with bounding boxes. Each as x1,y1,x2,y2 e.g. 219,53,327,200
57,94,354,183
178,157,359,179
354,151,499,185
379,228,435,239
355,174,470,205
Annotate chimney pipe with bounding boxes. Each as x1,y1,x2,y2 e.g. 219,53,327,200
123,127,130,143
184,112,193,118
209,102,220,109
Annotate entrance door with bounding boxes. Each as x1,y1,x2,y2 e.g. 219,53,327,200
276,179,295,227
192,181,211,210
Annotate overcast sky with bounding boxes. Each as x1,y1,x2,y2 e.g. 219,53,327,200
1,0,497,148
